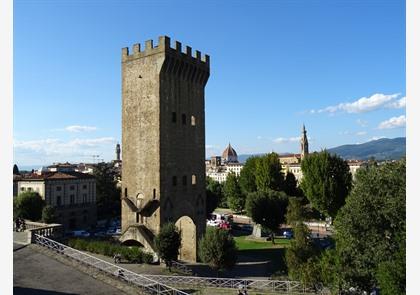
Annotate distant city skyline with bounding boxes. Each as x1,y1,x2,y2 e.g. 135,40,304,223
14,0,405,166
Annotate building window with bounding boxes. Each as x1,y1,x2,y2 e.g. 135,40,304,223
192,175,197,185
172,176,177,186
182,175,187,186
153,189,156,199
57,196,61,206
83,193,87,203
172,112,177,123
182,114,186,125
70,185,75,190
191,115,196,126
56,186,62,192
27,187,32,192
125,188,127,198
82,184,87,189
70,195,75,204
21,187,25,191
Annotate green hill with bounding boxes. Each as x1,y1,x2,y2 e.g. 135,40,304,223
327,137,406,160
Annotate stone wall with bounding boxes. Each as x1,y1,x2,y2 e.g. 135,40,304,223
121,36,209,261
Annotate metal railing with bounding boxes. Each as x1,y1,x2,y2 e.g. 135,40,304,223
140,274,315,294
170,261,193,275
33,234,189,295
33,234,316,294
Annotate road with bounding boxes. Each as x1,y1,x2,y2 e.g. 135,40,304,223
14,243,125,295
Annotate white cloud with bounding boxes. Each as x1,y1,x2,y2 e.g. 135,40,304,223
14,137,116,158
316,93,401,114
386,96,406,109
273,136,301,144
356,131,367,136
65,125,98,132
378,115,406,129
369,136,386,141
356,119,368,127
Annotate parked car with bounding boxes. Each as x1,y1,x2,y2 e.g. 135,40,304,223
206,219,220,227
218,220,231,231
72,230,91,237
283,229,293,239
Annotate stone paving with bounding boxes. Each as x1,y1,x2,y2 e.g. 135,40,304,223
14,243,127,295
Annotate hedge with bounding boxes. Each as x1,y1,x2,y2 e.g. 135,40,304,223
68,238,153,264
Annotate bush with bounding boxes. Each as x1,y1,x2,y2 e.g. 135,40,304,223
142,252,154,264
66,238,153,264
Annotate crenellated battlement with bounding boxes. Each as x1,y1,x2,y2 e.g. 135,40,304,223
122,36,210,66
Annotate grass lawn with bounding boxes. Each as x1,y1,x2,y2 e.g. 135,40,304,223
234,235,291,250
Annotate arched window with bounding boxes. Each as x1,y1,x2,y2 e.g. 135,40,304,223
191,115,196,126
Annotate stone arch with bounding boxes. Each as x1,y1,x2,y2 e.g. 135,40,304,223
121,239,144,247
175,215,196,262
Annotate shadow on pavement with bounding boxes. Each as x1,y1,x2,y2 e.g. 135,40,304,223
186,248,287,278
14,287,78,295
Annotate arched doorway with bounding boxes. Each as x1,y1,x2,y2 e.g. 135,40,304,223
175,216,196,262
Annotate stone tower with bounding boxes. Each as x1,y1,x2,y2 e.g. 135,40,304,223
120,36,210,262
115,143,121,161
301,124,309,159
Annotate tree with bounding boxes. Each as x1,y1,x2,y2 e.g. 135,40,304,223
300,150,352,219
334,160,405,292
246,190,288,243
286,197,306,226
376,234,405,295
255,152,284,192
198,227,237,274
13,164,20,175
223,173,246,213
14,191,44,221
206,177,223,214
42,205,57,223
284,172,298,197
285,222,319,282
238,156,259,193
93,162,121,220
154,222,182,271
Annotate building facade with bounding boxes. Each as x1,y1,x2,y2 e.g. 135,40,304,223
17,171,97,231
120,36,209,262
206,143,243,183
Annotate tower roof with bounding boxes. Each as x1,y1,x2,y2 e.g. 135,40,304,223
222,143,238,159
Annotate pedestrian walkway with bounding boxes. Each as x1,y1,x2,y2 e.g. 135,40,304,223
13,231,29,245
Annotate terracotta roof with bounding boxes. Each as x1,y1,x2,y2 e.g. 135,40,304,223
222,143,238,159
21,171,95,181
278,154,301,158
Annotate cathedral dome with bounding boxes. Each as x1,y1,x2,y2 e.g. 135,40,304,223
222,143,238,163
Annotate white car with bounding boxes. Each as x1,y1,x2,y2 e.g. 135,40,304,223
206,219,220,227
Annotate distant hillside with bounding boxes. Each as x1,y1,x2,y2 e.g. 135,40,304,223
327,137,406,161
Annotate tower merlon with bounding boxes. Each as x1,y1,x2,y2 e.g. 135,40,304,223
122,36,209,65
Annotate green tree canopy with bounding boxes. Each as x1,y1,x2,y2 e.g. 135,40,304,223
284,172,299,197
238,156,259,193
42,205,57,223
93,162,121,220
198,227,237,273
334,160,405,293
13,164,20,175
154,222,182,271
223,172,246,213
255,152,284,192
206,177,223,215
14,191,44,221
300,150,352,219
286,197,307,226
246,189,288,243
285,222,319,283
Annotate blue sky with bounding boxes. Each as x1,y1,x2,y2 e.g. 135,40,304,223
13,0,406,167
